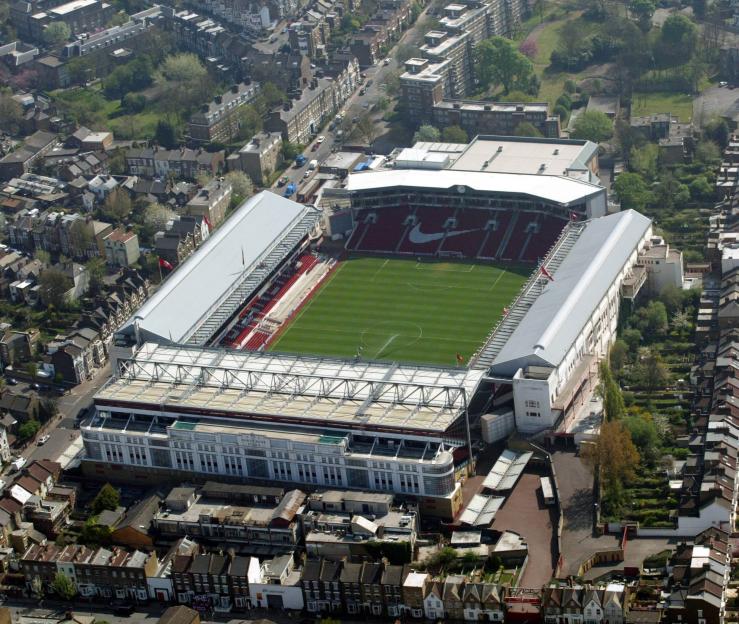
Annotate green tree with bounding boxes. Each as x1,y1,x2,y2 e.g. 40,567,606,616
622,328,642,353
613,172,652,210
144,203,176,232
155,119,178,149
694,140,721,165
629,143,659,180
281,142,303,161
598,360,626,421
655,14,698,67
261,82,285,108
629,0,655,31
513,122,544,137
50,571,77,600
475,36,535,94
610,339,629,373
85,257,106,294
103,188,132,222
91,483,121,515
158,52,206,83
635,349,670,393
424,547,458,574
0,91,22,134
68,219,93,258
39,269,72,308
571,111,613,143
441,125,468,143
623,414,661,465
236,105,263,141
703,118,730,150
18,419,40,441
638,300,669,335
40,397,59,422
395,43,422,63
42,21,71,46
413,124,441,143
79,518,112,546
689,176,713,201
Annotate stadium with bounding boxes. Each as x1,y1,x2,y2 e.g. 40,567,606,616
84,136,660,518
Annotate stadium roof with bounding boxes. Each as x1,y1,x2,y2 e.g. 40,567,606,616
482,449,532,492
459,494,504,526
344,168,603,206
116,192,320,346
96,342,485,435
487,210,651,377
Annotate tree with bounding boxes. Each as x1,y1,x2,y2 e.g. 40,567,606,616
91,483,121,515
613,172,652,211
636,349,670,393
413,124,441,143
475,36,535,94
85,257,106,294
558,19,582,58
39,269,71,308
144,203,176,232
703,118,730,150
50,571,77,600
441,125,468,143
581,419,640,513
236,105,263,141
689,176,713,201
513,122,543,138
281,142,303,161
624,413,661,465
103,188,132,222
518,39,537,59
155,119,178,149
0,91,22,134
122,93,146,113
354,114,379,146
694,140,721,165
610,339,629,373
655,14,698,67
224,171,254,206
692,0,707,18
261,82,286,108
571,111,613,143
629,143,659,180
79,518,112,546
18,419,40,441
68,219,93,257
598,360,626,421
395,43,422,63
424,547,458,574
35,249,51,265
40,396,59,422
158,53,206,84
42,22,71,46
638,300,669,335
622,328,642,353
629,0,655,31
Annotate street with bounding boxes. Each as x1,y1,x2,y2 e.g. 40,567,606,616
272,8,430,193
4,598,303,624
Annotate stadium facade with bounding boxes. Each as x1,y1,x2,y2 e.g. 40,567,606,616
83,136,664,518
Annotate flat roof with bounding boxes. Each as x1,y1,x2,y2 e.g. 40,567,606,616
344,168,604,206
116,191,320,345
96,342,484,434
450,135,597,177
50,0,98,15
489,210,651,375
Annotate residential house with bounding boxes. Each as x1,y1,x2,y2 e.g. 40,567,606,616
381,564,409,617
226,132,283,185
109,494,161,550
125,147,225,180
0,392,38,423
181,179,231,227
154,215,208,267
247,554,304,611
424,582,444,620
301,558,343,613
103,228,140,267
403,571,429,619
0,131,57,181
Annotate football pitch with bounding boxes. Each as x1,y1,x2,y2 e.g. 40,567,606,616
270,256,530,366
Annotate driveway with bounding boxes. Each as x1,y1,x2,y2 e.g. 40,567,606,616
693,86,738,127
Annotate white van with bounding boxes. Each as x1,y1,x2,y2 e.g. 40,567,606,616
11,457,26,472
308,159,318,171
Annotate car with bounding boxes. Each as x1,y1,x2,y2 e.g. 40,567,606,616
360,72,366,78
359,87,366,96
352,116,359,123
311,142,320,151
303,170,312,179
6,378,17,386
719,81,728,87
30,383,40,391
277,176,289,187
284,182,297,197
37,434,50,446
362,102,370,109
316,135,325,144
383,58,391,66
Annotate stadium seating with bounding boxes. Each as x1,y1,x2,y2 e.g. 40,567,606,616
227,253,319,349
397,206,456,254
353,207,411,252
346,206,569,263
438,207,491,257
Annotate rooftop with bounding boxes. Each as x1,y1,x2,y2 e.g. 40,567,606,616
115,191,320,345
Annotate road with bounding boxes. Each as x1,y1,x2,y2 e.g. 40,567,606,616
4,363,110,474
273,8,431,194
4,599,303,624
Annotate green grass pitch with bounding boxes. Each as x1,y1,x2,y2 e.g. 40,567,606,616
270,256,530,366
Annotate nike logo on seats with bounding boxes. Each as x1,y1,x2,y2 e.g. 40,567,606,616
408,223,479,244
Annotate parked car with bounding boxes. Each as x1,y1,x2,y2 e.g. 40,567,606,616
277,176,289,187
383,58,391,66
37,434,50,446
316,135,325,144
5,378,17,386
284,182,297,197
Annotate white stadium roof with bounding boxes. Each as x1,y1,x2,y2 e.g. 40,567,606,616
482,449,532,492
344,168,604,206
116,191,320,345
97,342,485,434
487,209,651,376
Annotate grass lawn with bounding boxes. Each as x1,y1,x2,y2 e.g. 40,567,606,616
631,91,694,122
270,256,529,366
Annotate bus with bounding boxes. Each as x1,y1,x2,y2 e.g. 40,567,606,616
540,476,555,505
298,179,322,203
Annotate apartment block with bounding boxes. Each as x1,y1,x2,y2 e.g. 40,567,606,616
227,132,283,186
103,227,140,268
188,83,261,144
182,179,232,227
